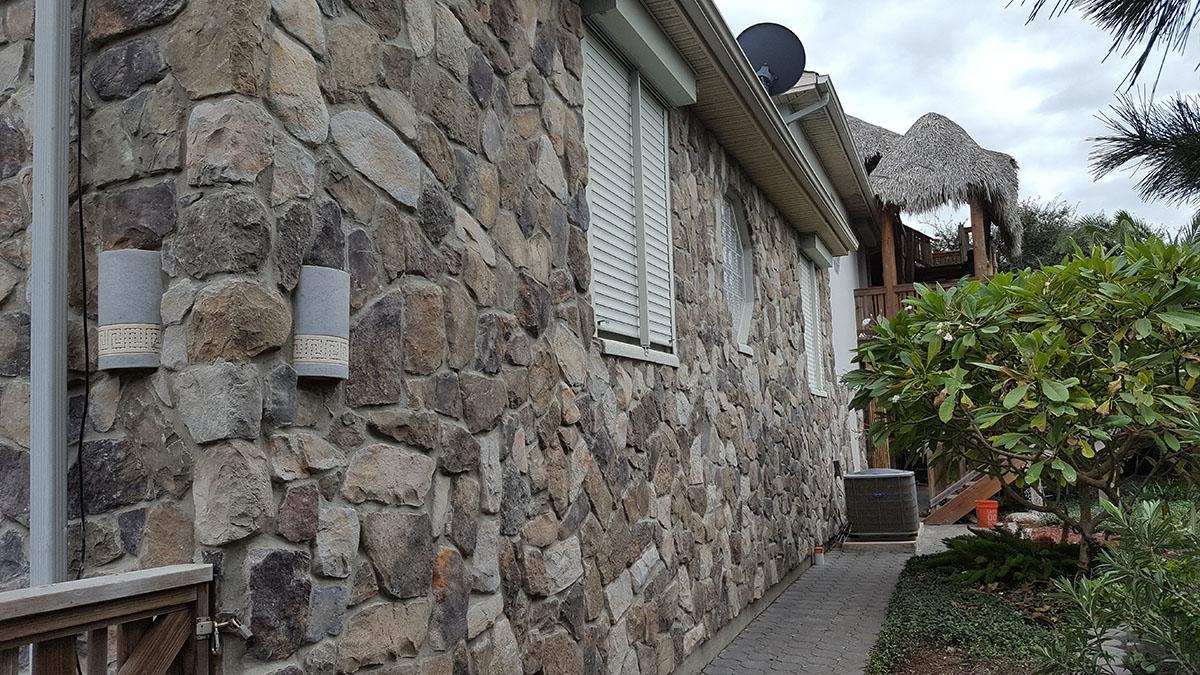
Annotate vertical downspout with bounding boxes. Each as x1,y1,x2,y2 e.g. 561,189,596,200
30,0,71,585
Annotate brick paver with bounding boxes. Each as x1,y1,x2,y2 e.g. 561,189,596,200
700,551,910,675
701,526,966,674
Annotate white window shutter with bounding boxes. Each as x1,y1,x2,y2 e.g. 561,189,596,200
802,257,824,392
583,38,641,340
639,91,674,349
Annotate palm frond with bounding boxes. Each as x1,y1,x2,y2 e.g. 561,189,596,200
1022,0,1200,88
1089,93,1200,205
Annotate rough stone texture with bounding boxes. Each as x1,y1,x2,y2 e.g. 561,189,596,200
174,362,263,443
342,443,436,506
248,548,312,660
187,280,291,361
331,111,420,207
186,97,274,185
362,512,434,599
68,439,154,516
1,1,869,672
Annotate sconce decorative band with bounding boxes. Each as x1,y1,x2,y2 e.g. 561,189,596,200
98,249,163,370
293,265,350,379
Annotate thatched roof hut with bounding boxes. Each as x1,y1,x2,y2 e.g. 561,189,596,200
847,113,1022,257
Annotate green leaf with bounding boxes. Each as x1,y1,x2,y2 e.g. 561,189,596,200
938,397,955,422
1024,461,1044,483
1051,458,1077,483
1003,383,1031,409
1135,317,1152,338
1041,380,1070,403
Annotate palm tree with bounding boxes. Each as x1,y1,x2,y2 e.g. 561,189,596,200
1024,1,1200,205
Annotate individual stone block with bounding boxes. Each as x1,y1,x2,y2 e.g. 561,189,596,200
269,431,346,481
186,98,274,185
167,0,270,98
68,438,153,516
460,372,505,433
467,593,502,640
305,584,347,643
89,37,166,100
347,292,405,406
267,31,329,144
171,191,271,278
439,423,479,474
449,474,479,555
187,280,291,361
524,536,584,597
174,362,262,443
337,601,430,673
142,503,194,567
429,547,469,651
87,0,185,43
271,0,326,55
248,548,312,659
361,512,433,599
263,364,298,427
99,180,176,250
315,506,360,578
341,443,435,506
402,282,445,375
277,482,319,542
330,110,420,207
193,440,273,545
471,519,501,593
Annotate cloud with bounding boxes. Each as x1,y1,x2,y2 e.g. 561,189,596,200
714,0,1198,230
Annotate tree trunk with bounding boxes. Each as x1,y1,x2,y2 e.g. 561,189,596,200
1077,485,1093,569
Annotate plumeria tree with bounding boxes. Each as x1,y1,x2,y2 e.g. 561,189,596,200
845,238,1200,565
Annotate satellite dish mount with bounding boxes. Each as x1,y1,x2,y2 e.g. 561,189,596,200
736,23,806,96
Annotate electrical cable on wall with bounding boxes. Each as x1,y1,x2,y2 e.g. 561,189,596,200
74,0,91,580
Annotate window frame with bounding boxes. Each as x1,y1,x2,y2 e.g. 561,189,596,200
801,253,827,397
582,28,678,367
719,195,754,353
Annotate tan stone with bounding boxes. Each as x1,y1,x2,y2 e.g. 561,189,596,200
186,98,273,186
337,601,431,673
330,110,421,207
143,503,194,567
268,431,347,481
167,0,270,98
0,379,28,446
266,31,329,145
271,0,325,55
402,283,445,375
367,86,418,140
322,21,379,102
193,440,273,546
342,443,436,506
186,280,291,361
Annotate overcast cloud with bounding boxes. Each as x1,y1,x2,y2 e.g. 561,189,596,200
714,1,1200,233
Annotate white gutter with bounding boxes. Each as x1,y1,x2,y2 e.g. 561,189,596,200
676,0,859,255
30,0,71,585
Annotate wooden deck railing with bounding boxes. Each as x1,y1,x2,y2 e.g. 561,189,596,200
0,564,214,675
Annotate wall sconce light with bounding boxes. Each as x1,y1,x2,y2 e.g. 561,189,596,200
97,249,163,370
293,265,350,379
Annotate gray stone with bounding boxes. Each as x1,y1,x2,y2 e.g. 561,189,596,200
467,593,502,640
491,618,523,675
469,50,495,106
271,0,326,55
450,474,480,555
167,0,270,98
273,202,315,290
417,177,455,244
175,362,262,443
415,62,480,150
100,180,176,249
517,273,551,336
186,98,274,186
278,482,319,542
535,136,567,200
433,371,463,418
605,570,632,622
367,408,438,451
568,225,591,291
524,537,583,596
193,440,273,545
330,110,420,207
443,282,476,370
367,86,418,140
263,364,298,427
461,372,506,433
404,0,434,57
304,200,345,270
305,584,347,643
471,518,501,593
0,529,26,583
439,424,479,474
434,3,471,80
322,20,379,102
172,191,271,278
118,507,146,555
0,117,24,181
90,37,166,100
361,512,434,599
345,0,404,37
269,431,347,481
187,280,291,361
0,443,29,525
452,149,481,213
350,559,378,606
0,312,30,376
342,443,435,506
67,438,153,516
88,0,184,43
347,292,405,406
347,228,381,310
337,601,430,672
430,546,469,651
500,465,529,536
248,548,312,659
315,506,359,578
267,31,329,144
272,136,316,207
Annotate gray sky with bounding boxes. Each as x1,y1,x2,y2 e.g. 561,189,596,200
715,0,1199,233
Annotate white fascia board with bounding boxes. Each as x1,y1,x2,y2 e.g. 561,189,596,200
582,0,698,107
799,233,834,269
783,112,853,241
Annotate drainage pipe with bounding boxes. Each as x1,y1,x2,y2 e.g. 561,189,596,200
30,0,71,585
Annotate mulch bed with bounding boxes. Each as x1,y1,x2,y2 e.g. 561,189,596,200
891,645,1036,675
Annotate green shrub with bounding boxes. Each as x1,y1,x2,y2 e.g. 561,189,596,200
867,559,1058,674
908,527,1080,585
1036,500,1200,675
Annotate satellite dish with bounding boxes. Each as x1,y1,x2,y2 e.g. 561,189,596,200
736,23,806,96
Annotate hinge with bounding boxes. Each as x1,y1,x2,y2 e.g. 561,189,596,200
195,618,214,638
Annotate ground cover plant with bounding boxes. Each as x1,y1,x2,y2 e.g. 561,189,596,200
847,238,1200,565
908,527,1079,586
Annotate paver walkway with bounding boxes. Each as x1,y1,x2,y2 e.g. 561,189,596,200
701,526,968,675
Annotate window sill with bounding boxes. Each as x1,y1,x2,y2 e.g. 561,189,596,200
811,389,829,399
598,338,680,367
737,343,754,356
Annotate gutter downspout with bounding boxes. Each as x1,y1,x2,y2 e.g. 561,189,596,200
30,0,71,585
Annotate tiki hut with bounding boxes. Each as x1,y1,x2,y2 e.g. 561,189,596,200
847,113,1022,282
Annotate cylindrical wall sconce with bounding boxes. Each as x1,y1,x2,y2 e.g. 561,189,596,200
293,265,350,379
97,249,163,370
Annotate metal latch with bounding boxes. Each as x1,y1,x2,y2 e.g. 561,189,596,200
206,613,253,655
195,618,215,638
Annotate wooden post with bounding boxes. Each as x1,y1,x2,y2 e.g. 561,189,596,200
880,207,900,317
87,628,107,675
0,648,18,675
33,636,77,675
969,195,988,279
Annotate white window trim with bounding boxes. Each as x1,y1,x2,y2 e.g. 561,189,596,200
720,195,754,352
583,29,677,367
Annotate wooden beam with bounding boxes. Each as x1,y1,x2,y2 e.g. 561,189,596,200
880,207,900,316
87,628,107,675
0,565,211,621
116,611,191,675
32,636,77,675
969,195,988,279
925,471,1020,525
0,590,195,650
0,648,18,675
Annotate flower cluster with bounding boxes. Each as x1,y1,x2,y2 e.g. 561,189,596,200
935,321,956,341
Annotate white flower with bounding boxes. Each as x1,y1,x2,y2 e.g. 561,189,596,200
891,395,901,403
944,334,955,342
862,318,872,327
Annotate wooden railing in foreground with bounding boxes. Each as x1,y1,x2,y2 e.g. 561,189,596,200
0,564,213,675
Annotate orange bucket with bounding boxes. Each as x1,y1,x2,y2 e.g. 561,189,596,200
975,500,999,529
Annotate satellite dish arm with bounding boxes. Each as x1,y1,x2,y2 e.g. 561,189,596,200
782,91,831,124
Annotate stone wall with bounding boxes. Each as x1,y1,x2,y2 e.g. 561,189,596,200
0,0,864,672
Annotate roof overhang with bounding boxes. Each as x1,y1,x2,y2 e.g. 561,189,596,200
777,74,882,250
634,0,860,256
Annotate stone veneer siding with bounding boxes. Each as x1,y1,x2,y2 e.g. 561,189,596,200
0,0,864,672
